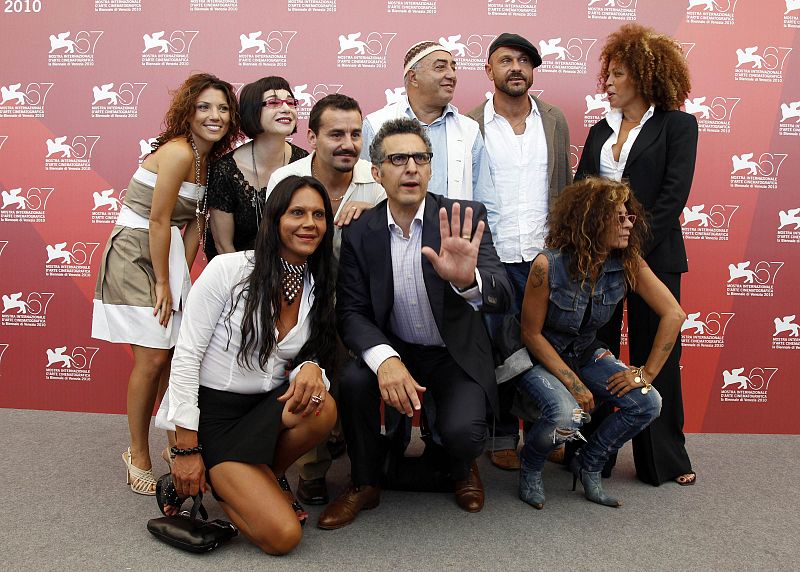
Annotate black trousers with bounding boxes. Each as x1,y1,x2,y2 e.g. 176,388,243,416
597,269,693,485
340,344,488,486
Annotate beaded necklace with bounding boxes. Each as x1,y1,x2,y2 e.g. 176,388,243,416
189,134,211,251
280,257,306,305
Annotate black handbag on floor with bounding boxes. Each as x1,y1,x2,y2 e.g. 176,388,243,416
147,475,238,553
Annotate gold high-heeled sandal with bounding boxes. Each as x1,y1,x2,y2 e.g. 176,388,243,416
122,447,157,496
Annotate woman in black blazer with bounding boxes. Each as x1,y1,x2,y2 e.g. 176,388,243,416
575,23,697,487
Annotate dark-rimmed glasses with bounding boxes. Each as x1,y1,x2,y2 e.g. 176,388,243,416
381,152,434,166
262,97,299,108
617,214,637,225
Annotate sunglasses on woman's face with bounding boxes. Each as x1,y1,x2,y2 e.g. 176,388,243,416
262,97,299,108
617,213,637,225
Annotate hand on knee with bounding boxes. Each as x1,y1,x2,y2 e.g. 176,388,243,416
314,397,337,433
281,394,337,430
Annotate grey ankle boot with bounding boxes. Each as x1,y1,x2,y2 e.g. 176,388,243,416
569,456,621,508
519,467,545,509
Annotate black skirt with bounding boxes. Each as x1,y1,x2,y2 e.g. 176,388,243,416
197,383,288,471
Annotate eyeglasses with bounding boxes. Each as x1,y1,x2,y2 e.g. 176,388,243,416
381,152,434,166
617,214,637,225
262,97,299,108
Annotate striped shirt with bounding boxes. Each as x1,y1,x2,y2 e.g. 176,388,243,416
361,197,483,373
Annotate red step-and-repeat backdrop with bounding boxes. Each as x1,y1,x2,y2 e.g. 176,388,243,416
0,0,797,434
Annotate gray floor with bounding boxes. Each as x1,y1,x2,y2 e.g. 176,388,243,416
1,408,796,571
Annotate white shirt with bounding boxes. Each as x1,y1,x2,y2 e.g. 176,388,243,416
600,105,656,181
483,95,549,262
161,251,329,431
361,196,483,373
266,152,386,260
361,95,500,234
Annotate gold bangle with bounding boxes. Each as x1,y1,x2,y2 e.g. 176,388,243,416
629,367,653,395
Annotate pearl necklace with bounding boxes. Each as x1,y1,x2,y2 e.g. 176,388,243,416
189,134,211,251
280,257,306,305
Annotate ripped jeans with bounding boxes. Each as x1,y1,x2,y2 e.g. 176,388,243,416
515,348,662,473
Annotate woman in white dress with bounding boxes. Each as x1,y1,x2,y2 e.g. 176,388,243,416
92,73,241,495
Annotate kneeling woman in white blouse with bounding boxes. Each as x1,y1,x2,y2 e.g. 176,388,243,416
157,175,337,555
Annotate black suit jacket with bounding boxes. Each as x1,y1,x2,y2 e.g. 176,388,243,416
336,193,512,413
575,109,698,273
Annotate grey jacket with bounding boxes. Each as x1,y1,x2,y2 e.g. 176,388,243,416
467,95,573,209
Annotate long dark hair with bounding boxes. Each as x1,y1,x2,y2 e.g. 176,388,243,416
229,175,336,373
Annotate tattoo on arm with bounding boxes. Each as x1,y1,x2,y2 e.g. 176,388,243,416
529,264,545,288
661,342,674,353
560,368,585,393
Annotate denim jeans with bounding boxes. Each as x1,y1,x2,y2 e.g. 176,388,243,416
516,348,662,472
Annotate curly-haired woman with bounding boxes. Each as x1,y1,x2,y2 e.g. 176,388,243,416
92,73,241,495
516,177,684,509
575,23,698,487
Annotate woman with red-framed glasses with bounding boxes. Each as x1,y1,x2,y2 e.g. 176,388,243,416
205,77,309,261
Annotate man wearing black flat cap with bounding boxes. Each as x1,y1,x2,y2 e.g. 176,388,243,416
467,32,572,471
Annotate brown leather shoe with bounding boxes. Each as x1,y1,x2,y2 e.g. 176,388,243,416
454,462,484,513
317,484,380,530
487,449,521,471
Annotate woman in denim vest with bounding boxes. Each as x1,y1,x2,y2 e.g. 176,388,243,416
516,177,685,508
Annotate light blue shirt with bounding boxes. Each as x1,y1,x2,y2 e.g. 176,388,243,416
360,196,484,374
361,101,499,234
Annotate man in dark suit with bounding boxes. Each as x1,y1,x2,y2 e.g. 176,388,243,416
318,118,511,529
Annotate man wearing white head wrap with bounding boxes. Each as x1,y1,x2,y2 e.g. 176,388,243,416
361,40,498,233
360,40,501,466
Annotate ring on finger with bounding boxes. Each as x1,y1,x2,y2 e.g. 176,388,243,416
461,234,471,240
310,394,323,405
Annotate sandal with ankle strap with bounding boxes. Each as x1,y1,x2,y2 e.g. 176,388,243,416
123,447,157,496
277,474,308,527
